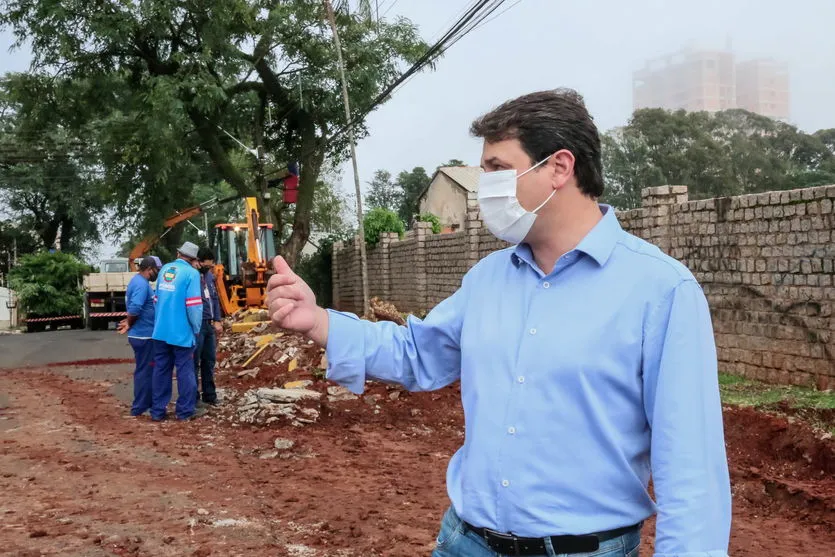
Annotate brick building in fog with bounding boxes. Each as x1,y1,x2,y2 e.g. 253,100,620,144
633,47,789,120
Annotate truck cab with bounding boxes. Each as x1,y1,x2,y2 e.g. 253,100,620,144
101,259,130,273
83,258,135,330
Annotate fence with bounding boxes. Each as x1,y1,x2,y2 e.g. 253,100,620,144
332,184,835,388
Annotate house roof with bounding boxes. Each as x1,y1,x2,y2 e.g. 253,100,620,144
419,165,483,202
437,165,482,193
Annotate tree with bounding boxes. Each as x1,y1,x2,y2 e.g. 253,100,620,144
0,75,106,255
363,207,403,246
601,108,835,209
396,166,430,224
0,220,39,279
9,251,89,316
365,169,402,212
1,0,430,266
311,176,354,236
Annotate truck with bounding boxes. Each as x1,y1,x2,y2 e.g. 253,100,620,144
83,258,136,331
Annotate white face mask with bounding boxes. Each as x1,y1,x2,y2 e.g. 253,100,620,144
477,155,555,244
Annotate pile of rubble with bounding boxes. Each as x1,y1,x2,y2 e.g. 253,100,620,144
218,324,324,377
235,385,321,426
364,297,407,326
216,299,407,428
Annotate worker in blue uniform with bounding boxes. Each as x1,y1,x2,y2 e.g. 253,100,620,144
150,242,205,421
194,246,223,406
118,255,162,416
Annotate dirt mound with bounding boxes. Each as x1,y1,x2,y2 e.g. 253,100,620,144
724,406,835,529
724,405,835,477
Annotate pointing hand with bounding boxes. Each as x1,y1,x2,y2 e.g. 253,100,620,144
266,256,329,345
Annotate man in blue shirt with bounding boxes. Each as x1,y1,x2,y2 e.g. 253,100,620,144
151,242,205,421
194,246,223,406
265,90,731,557
118,255,162,417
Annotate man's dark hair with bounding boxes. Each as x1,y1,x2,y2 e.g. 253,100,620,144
197,246,215,262
470,88,604,197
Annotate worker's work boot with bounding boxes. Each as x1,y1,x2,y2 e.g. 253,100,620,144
180,407,208,421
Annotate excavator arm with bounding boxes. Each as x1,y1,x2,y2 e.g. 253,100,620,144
128,195,237,270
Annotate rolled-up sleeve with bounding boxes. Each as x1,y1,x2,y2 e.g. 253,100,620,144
642,279,732,557
325,280,469,395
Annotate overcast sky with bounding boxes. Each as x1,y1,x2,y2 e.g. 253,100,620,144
2,0,834,258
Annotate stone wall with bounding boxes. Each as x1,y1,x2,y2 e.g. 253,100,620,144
426,231,469,307
332,184,835,389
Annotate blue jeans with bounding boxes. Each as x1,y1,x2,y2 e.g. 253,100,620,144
194,321,217,403
151,340,197,420
128,338,154,416
432,507,641,557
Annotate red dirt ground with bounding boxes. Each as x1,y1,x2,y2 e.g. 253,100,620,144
1,362,833,557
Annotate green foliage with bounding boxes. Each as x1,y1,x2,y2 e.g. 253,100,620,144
602,108,835,210
0,75,106,255
365,170,402,213
396,166,431,224
312,176,354,236
438,158,465,168
0,221,39,278
415,212,441,234
363,207,404,246
8,251,89,316
0,0,431,265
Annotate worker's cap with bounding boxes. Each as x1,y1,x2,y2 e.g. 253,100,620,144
177,241,199,260
138,256,162,270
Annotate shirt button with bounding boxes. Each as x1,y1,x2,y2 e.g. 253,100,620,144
542,281,550,289
501,480,510,487
508,426,516,434
529,328,537,335
517,376,525,384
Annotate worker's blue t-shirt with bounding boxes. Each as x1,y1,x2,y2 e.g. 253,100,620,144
152,259,203,348
126,274,155,339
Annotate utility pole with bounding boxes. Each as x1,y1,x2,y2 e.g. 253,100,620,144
9,238,17,328
323,0,370,315
255,93,271,224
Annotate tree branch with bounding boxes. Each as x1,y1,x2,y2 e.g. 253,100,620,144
224,81,266,97
186,107,253,196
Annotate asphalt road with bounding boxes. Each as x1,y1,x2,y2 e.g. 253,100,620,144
0,329,133,369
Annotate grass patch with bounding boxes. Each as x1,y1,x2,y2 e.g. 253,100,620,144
719,373,835,409
719,373,835,434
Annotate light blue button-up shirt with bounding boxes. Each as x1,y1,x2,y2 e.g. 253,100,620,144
325,205,731,557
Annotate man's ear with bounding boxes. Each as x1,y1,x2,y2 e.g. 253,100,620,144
551,149,575,190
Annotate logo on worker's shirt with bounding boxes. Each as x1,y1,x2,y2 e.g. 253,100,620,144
162,267,177,282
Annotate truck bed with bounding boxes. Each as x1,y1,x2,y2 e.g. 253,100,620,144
83,272,137,292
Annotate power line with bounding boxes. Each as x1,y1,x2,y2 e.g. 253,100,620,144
288,0,508,172
428,0,481,44
469,0,522,32
379,0,401,18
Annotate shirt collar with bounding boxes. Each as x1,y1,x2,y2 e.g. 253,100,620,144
511,204,622,268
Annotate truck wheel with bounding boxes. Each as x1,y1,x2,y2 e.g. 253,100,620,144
26,322,38,333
